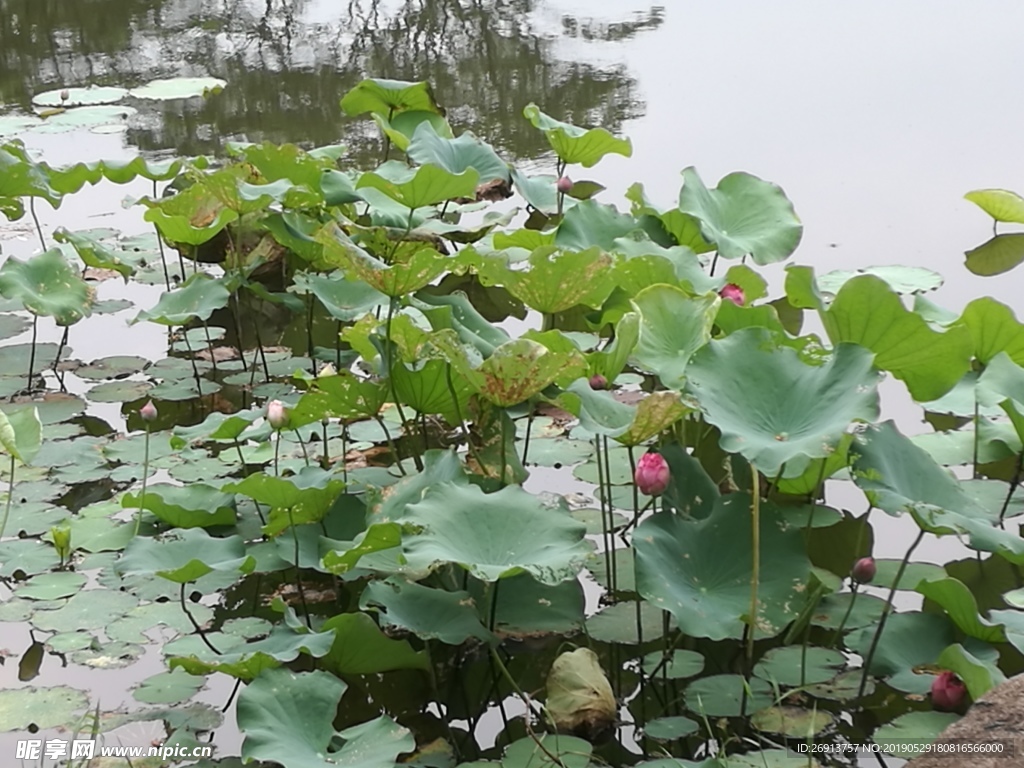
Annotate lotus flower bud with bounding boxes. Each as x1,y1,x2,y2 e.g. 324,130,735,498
719,283,745,306
635,451,670,496
851,556,876,584
140,400,158,423
931,671,967,712
589,374,608,390
50,523,72,560
59,89,70,102
556,176,573,194
267,399,289,430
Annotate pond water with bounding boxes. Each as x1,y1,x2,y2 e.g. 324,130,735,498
2,1,1024,766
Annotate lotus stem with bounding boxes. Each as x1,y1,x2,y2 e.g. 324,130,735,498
273,431,281,477
998,451,1023,528
152,180,171,290
829,582,860,649
180,582,221,655
28,197,46,252
293,428,310,467
521,409,534,465
26,315,38,394
595,436,613,596
857,528,926,698
178,323,206,396
747,464,760,665
384,298,422,472
0,455,14,540
602,436,617,593
375,415,406,476
287,504,312,629
134,423,151,536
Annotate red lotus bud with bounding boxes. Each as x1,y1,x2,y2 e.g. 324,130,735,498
719,283,745,306
267,399,289,430
60,89,70,102
635,451,670,496
851,557,876,584
140,400,158,423
556,176,573,194
589,374,608,390
931,671,967,712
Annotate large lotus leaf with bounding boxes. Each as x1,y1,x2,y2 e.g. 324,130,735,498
965,188,1024,224
482,245,616,314
122,483,236,528
315,222,449,296
290,372,387,427
357,160,478,209
230,141,332,193
0,686,89,732
360,577,494,645
965,234,1024,277
874,711,961,757
134,273,230,325
588,311,640,382
846,612,955,694
684,674,774,717
413,290,512,356
851,420,986,518
393,357,472,423
0,140,61,216
117,528,255,584
30,588,138,632
53,227,135,281
545,648,616,736
958,297,1024,366
554,199,640,251
0,406,41,464
686,328,880,476
822,275,972,401
319,612,427,674
130,77,226,100
634,495,813,641
143,180,239,245
292,271,387,322
678,167,802,265
34,85,127,107
0,248,93,325
45,156,183,194
239,668,413,768
917,577,1004,643
977,353,1024,441
630,284,719,389
372,110,452,152
817,265,943,295
402,482,589,583
407,122,508,183
341,78,442,117
523,104,632,168
225,470,346,535
625,182,714,254
937,643,1006,701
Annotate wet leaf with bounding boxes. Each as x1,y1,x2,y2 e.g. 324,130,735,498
0,248,93,325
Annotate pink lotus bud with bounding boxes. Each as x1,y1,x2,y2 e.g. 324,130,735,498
635,451,670,496
60,89,70,102
719,283,745,306
851,557,876,584
931,671,967,712
140,400,158,423
267,399,289,430
556,176,573,194
589,374,608,390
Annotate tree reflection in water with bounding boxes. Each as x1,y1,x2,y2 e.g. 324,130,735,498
0,0,663,159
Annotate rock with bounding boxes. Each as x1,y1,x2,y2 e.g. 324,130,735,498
907,673,1024,768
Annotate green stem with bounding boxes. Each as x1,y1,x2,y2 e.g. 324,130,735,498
0,455,14,540
288,505,312,629
293,428,310,467
29,197,46,252
747,464,760,665
384,298,422,472
998,451,1024,528
828,583,859,649
134,426,150,536
857,528,926,698
180,582,221,654
375,416,406,476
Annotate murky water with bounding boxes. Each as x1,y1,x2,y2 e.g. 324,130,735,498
2,1,1024,764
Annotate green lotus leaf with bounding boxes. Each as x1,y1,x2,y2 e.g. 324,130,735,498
322,523,404,575
0,140,61,216
509,168,559,214
614,392,689,447
630,284,719,390
977,352,1024,442
33,85,128,107
142,180,239,245
14,572,87,601
360,577,495,645
753,646,846,687
290,371,387,427
588,311,639,382
134,273,230,325
224,470,346,535
846,612,955,693
341,78,442,117
52,227,134,280
393,357,473,424
407,122,508,183
30,588,138,632
683,674,774,717
46,156,184,195
917,576,1005,642
523,103,632,168
129,77,226,100
373,110,452,152
817,265,943,295
413,290,512,356
365,449,466,523
958,297,1024,366
0,406,41,464
751,707,834,738
315,222,450,296
965,233,1024,277
678,167,802,265
686,328,880,476
634,496,813,641
0,686,89,732
133,668,206,705
117,528,255,584
874,711,960,756
822,274,972,401
123,483,236,529
229,141,332,193
554,199,640,251
320,612,428,674
641,649,705,679
483,245,616,314
643,716,700,741
0,248,93,325
965,188,1024,224
357,160,478,209
936,643,1006,700
626,181,713,254
402,482,589,584
292,271,387,322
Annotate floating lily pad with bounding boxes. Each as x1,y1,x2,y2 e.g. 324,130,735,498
33,105,137,132
817,265,943,295
87,379,153,403
641,649,705,680
75,355,150,380
33,85,128,108
71,641,143,669
684,674,773,717
751,706,834,738
644,716,699,741
30,589,139,633
134,668,207,705
874,711,960,754
0,685,89,731
130,77,227,101
753,646,846,687
805,669,875,701
15,572,87,601
0,312,30,341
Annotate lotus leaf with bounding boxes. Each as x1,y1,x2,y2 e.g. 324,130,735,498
965,188,1024,224
117,528,255,584
523,104,632,168
545,648,616,738
965,233,1024,276
130,77,226,100
341,78,442,117
0,248,93,325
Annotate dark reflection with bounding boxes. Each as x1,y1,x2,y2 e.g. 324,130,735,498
0,0,664,160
